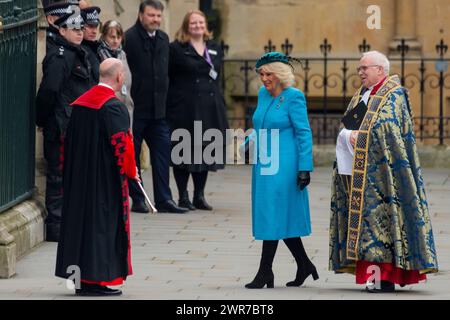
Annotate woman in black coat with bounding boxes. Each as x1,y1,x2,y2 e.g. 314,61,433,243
167,10,229,211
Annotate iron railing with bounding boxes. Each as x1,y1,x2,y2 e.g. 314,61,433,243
222,38,450,145
0,0,38,212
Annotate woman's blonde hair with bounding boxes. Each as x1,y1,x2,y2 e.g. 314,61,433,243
175,10,213,43
258,62,296,88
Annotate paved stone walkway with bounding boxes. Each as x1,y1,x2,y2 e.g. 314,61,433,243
1,166,449,300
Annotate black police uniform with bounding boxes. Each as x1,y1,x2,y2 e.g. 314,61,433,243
36,32,96,241
46,25,60,51
81,6,102,83
82,39,100,82
43,2,76,51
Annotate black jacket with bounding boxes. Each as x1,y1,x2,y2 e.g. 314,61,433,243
82,39,100,83
46,25,60,52
166,40,228,135
124,21,169,120
36,34,96,135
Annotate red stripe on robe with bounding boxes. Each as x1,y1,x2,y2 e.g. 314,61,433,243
81,277,124,286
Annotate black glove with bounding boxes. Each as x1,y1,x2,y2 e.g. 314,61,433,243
297,171,310,190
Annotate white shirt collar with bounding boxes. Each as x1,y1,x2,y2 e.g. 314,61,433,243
148,30,156,38
98,83,114,91
361,82,378,105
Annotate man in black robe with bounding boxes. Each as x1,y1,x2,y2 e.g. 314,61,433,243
55,58,138,296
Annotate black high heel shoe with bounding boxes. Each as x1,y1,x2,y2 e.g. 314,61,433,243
245,270,275,289
286,265,319,287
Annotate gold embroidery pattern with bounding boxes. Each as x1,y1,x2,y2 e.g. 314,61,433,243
346,75,402,261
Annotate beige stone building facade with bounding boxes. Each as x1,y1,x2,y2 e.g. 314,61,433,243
217,0,450,58
212,0,450,145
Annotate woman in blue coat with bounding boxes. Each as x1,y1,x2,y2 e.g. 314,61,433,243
244,52,318,289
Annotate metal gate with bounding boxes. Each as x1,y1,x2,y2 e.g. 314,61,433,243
0,0,38,212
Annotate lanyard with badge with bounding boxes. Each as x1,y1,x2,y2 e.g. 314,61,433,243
204,46,218,80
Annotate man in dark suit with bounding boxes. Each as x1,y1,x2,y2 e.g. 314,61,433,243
124,0,188,214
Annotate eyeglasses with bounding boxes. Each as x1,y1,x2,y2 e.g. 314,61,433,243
357,65,380,73
356,64,381,73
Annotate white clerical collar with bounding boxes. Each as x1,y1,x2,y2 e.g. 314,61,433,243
361,83,376,105
98,83,114,91
148,30,156,38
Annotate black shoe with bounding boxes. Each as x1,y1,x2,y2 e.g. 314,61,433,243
179,199,196,210
245,269,274,289
75,283,122,296
365,280,395,293
45,223,60,242
286,263,319,287
179,191,196,210
156,199,189,214
193,191,213,211
131,201,149,213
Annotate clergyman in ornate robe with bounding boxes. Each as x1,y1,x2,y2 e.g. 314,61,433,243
329,74,438,291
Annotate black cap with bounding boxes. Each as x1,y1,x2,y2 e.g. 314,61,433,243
43,2,76,17
54,10,85,29
81,6,101,26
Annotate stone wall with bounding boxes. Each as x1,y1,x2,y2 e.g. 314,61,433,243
216,0,450,58
0,200,45,278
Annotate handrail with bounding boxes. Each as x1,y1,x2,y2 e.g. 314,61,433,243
1,15,38,31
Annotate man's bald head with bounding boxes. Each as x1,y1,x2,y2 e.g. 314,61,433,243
99,58,124,91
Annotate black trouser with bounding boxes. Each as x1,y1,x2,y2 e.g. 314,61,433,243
128,118,173,206
172,167,208,199
43,128,63,230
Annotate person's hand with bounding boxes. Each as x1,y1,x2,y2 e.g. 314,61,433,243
350,130,358,148
297,171,310,190
134,167,141,183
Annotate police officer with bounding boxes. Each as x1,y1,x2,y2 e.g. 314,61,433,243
43,1,78,51
81,6,101,82
36,9,97,242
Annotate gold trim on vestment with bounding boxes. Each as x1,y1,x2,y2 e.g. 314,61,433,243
345,75,402,261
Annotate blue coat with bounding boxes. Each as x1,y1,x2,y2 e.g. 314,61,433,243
251,86,313,240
